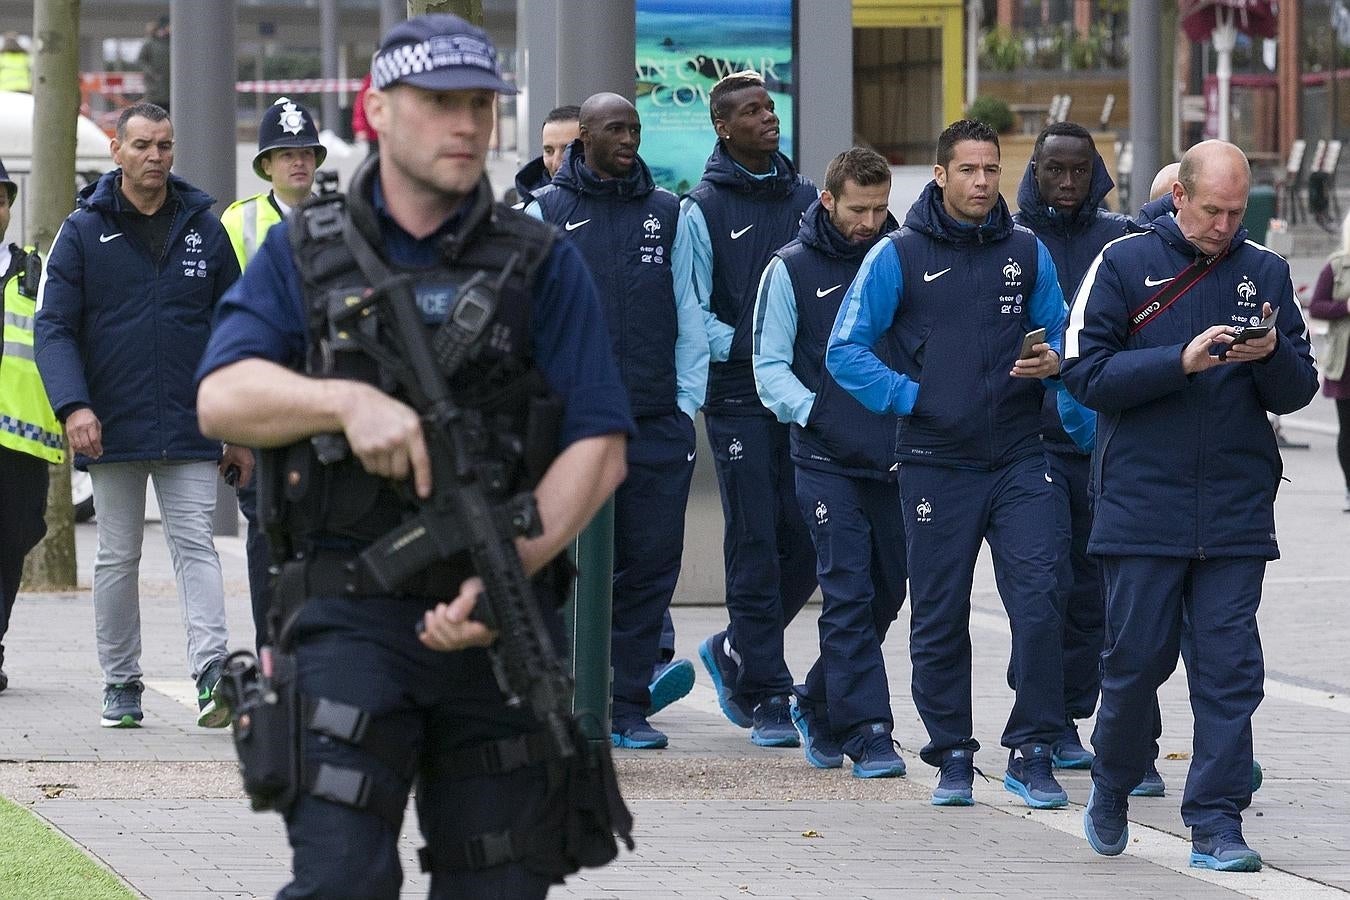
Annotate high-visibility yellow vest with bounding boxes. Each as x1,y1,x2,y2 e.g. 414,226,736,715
0,246,64,463
220,191,283,271
0,50,31,93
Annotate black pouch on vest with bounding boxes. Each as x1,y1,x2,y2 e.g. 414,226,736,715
219,649,302,814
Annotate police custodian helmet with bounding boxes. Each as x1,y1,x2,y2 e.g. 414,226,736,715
252,97,328,179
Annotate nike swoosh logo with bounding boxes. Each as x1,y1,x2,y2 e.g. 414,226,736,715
99,232,123,243
730,225,754,239
1144,275,1175,287
816,284,842,298
564,219,591,231
686,451,696,462
923,268,951,282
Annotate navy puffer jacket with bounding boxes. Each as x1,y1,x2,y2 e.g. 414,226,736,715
35,170,239,466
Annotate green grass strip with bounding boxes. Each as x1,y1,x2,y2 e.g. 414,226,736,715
0,794,136,900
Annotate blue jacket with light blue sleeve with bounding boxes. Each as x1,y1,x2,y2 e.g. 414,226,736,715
681,142,816,415
826,180,1067,470
526,141,707,419
753,198,900,479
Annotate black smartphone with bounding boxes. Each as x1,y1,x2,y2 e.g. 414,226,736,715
1019,327,1047,360
1231,308,1278,345
223,465,241,488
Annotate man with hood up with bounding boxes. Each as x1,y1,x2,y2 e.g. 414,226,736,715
751,147,908,779
827,118,1071,810
683,70,819,750
1011,121,1131,771
526,93,708,749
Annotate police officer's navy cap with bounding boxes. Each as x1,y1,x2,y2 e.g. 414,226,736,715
0,157,15,204
370,14,515,95
253,97,328,179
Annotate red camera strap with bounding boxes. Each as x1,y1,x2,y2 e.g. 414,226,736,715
1127,247,1229,336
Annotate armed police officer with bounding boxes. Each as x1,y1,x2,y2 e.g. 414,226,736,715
196,15,632,898
220,97,328,650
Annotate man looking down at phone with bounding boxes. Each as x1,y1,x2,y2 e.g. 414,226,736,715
1062,139,1317,871
826,119,1071,809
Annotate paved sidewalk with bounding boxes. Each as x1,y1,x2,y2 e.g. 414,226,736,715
1,407,1347,896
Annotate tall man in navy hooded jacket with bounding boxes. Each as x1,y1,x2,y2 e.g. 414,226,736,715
526,93,708,749
827,119,1071,809
34,103,248,730
683,71,819,748
1065,140,1317,872
752,148,907,778
1012,122,1131,770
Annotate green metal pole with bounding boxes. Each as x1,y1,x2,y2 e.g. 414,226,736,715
563,498,614,742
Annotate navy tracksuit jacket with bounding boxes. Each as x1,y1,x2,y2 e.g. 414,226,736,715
1012,151,1132,724
685,143,819,705
752,199,906,745
828,181,1070,767
1062,213,1317,836
532,144,700,722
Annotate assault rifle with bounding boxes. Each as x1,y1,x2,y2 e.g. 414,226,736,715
328,274,577,757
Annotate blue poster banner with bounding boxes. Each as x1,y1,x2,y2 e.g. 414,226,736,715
636,0,796,194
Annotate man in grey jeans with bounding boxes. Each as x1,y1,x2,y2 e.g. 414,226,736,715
35,103,250,728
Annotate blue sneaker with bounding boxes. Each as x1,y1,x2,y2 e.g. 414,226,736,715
1131,763,1166,797
101,681,145,728
1052,725,1094,769
931,748,976,806
1251,759,1263,793
647,658,695,716
1083,782,1130,856
698,631,751,728
611,714,668,750
790,697,842,769
750,695,799,747
1004,744,1068,809
1190,831,1262,872
845,722,907,779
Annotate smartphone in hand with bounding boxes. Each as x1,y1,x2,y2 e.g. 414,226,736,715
1019,327,1047,360
1231,307,1278,345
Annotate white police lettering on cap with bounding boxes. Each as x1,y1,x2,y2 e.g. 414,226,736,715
372,35,496,89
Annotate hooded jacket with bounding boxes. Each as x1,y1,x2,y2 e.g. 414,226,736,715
1061,215,1318,558
753,198,900,477
530,141,706,418
512,155,551,208
684,142,817,414
1014,149,1132,454
34,170,239,467
827,180,1067,470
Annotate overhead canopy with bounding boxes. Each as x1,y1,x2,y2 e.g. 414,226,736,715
1181,0,1277,43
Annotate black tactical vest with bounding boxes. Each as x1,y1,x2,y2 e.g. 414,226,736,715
265,159,559,552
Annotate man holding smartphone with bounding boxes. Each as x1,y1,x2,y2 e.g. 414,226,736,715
827,120,1070,809
1063,140,1317,871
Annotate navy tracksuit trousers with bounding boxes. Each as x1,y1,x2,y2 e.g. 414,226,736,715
899,454,1065,768
1092,555,1264,837
793,466,906,739
1006,449,1104,723
610,413,696,720
703,413,817,704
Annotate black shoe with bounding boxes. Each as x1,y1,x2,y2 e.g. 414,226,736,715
196,657,230,728
0,667,7,693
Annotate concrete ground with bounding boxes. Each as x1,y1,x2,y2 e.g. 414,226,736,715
1,238,1347,897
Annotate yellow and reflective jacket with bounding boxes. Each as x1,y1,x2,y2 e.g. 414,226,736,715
0,245,64,463
220,191,284,271
0,50,31,92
